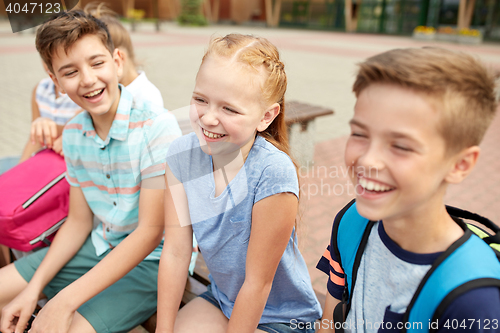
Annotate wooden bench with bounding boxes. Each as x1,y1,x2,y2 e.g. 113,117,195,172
176,100,334,167
132,253,326,333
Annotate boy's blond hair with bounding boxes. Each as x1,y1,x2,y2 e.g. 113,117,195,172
84,2,136,67
353,47,498,153
36,10,114,74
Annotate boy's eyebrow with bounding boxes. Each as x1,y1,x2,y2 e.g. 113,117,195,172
57,54,107,73
350,118,422,145
387,131,422,145
349,119,367,129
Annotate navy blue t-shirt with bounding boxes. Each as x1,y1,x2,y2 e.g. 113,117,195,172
317,222,500,332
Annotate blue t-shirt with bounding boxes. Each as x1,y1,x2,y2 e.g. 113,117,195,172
166,133,322,324
64,86,181,260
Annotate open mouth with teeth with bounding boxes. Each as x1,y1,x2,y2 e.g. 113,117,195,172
202,128,226,140
358,178,395,193
84,88,104,99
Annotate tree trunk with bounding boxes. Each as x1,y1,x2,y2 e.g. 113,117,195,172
457,0,467,29
464,0,477,28
345,0,353,32
273,0,282,27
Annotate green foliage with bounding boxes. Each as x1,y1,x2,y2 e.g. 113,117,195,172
178,0,208,26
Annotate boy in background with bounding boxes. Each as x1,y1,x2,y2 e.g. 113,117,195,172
317,48,500,332
0,10,180,333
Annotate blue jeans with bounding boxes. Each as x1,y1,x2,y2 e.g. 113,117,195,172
199,284,317,333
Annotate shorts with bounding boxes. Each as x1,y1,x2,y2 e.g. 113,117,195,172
199,284,316,333
14,236,159,333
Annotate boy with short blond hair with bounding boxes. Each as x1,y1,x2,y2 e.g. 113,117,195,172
317,48,500,332
0,10,180,333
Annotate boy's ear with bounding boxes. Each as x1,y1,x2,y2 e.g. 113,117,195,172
445,146,480,184
257,102,280,132
47,70,65,95
113,48,124,81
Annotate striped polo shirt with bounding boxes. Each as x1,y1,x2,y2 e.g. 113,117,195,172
63,85,181,260
36,77,82,125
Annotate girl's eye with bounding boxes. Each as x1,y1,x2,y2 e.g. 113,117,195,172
194,97,205,103
92,62,104,67
64,71,76,77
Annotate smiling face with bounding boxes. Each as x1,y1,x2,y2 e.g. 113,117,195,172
190,55,277,158
345,83,459,223
49,34,123,118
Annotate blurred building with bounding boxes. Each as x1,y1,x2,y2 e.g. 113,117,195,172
1,0,498,40
278,0,500,40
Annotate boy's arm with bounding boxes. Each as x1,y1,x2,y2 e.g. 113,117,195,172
226,192,297,333
0,185,93,333
317,293,341,333
29,177,165,333
156,171,193,333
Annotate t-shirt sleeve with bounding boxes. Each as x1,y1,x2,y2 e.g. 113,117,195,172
140,112,181,180
317,244,345,300
254,153,299,203
437,287,500,332
164,134,190,184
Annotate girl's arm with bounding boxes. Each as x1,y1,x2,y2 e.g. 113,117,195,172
317,293,341,333
227,192,298,333
156,169,193,333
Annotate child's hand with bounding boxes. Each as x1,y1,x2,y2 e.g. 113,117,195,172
29,294,73,333
30,117,58,149
0,286,39,333
52,136,64,156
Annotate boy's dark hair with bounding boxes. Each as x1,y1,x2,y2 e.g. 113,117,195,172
353,47,498,153
35,10,114,74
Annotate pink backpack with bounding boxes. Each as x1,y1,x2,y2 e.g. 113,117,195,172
0,149,70,251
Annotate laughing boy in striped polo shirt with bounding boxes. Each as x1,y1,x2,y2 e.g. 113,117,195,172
0,10,180,333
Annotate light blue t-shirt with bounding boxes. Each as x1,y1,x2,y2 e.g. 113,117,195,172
64,86,181,260
166,133,322,324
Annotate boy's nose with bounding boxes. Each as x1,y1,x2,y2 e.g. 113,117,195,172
357,143,385,171
80,68,97,87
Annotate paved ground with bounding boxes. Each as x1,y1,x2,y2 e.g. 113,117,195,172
0,18,499,294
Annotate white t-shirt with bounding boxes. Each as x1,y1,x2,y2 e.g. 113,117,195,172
126,71,164,108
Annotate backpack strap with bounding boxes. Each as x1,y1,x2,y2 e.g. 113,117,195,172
402,221,500,333
446,205,500,254
331,199,375,329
